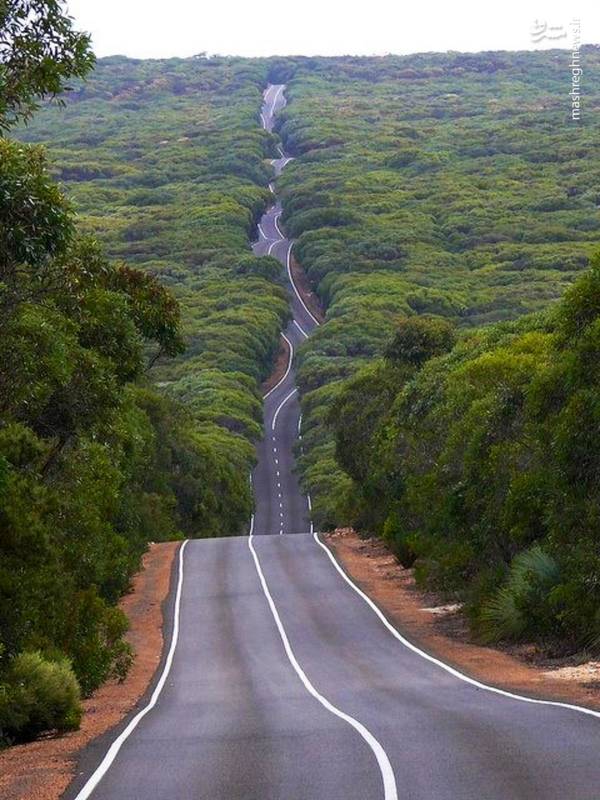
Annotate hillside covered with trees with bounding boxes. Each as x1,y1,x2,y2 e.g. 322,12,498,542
4,14,600,746
271,51,600,653
1,6,287,745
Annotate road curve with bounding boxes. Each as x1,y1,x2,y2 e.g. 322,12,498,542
67,85,600,800
251,82,316,537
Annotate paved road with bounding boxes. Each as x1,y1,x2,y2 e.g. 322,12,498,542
251,83,317,537
69,85,600,800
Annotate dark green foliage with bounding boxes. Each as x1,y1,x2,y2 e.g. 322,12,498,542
2,51,291,745
479,546,561,643
326,264,600,652
0,139,190,726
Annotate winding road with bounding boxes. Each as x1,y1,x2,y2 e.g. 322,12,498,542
67,85,600,800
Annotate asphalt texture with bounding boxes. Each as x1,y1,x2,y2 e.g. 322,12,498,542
68,84,600,800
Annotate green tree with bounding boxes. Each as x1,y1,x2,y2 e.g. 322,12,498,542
0,0,94,130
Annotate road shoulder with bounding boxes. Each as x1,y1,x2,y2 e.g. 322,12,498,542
325,529,600,711
0,541,179,800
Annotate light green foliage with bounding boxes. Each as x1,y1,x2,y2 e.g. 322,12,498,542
271,53,600,552
0,651,82,744
18,56,290,534
270,54,600,652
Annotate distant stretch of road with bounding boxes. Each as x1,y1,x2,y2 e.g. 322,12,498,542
67,85,600,800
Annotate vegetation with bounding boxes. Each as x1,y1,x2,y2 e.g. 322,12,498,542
327,261,600,652
270,52,600,652
1,9,288,745
5,30,600,739
17,54,291,537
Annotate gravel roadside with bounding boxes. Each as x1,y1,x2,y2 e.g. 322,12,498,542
0,541,180,800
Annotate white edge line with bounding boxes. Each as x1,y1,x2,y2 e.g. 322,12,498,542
313,532,600,721
286,242,321,327
293,319,309,339
73,540,189,800
263,332,293,400
248,533,398,800
274,212,285,238
271,388,297,431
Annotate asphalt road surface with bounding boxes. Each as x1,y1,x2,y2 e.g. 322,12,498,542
68,85,600,800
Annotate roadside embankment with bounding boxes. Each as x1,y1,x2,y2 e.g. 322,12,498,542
326,529,600,711
0,541,179,800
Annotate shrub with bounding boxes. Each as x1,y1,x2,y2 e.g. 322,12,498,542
0,652,82,744
384,316,457,366
382,511,419,567
478,546,561,643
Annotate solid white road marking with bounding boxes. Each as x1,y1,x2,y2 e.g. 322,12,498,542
271,388,297,431
274,213,285,238
73,540,189,800
286,242,321,327
263,333,294,400
248,533,398,800
294,319,309,339
313,532,600,721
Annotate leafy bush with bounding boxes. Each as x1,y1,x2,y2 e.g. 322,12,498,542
384,316,456,366
0,652,82,744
